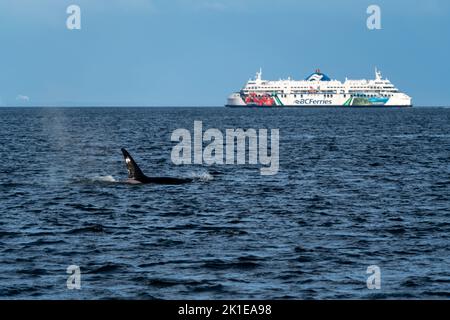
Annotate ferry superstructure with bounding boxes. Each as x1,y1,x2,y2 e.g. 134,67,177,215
226,68,412,107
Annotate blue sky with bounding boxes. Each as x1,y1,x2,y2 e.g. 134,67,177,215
0,0,449,106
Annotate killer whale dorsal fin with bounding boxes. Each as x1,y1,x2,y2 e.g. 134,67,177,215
121,148,146,181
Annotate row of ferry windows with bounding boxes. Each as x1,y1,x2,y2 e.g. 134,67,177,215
248,89,396,95
259,93,395,98
247,86,394,90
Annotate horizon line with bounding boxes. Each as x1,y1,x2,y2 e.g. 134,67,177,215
1,105,450,108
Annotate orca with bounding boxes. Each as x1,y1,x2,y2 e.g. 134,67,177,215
121,148,192,185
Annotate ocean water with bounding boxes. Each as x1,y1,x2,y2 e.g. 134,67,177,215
0,107,449,299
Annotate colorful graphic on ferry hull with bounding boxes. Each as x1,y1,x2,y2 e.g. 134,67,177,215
240,92,283,106
343,96,389,106
240,93,390,107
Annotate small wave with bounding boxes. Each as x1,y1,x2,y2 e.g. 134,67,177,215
386,227,407,235
145,277,206,288
87,263,126,274
0,231,19,239
201,258,261,270
25,239,67,246
190,283,225,293
422,291,450,298
146,278,185,288
16,268,49,276
66,224,107,234
156,238,184,246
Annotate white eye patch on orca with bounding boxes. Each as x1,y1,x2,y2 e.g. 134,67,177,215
126,158,131,164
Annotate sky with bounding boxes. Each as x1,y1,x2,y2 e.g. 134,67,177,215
0,0,449,106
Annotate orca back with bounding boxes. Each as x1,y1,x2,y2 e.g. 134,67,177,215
121,148,192,185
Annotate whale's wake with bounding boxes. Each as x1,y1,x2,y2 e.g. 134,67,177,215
93,175,117,183
188,171,214,182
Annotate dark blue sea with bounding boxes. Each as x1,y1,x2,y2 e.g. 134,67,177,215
0,107,449,299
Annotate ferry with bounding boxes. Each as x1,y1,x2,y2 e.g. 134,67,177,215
226,68,412,107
